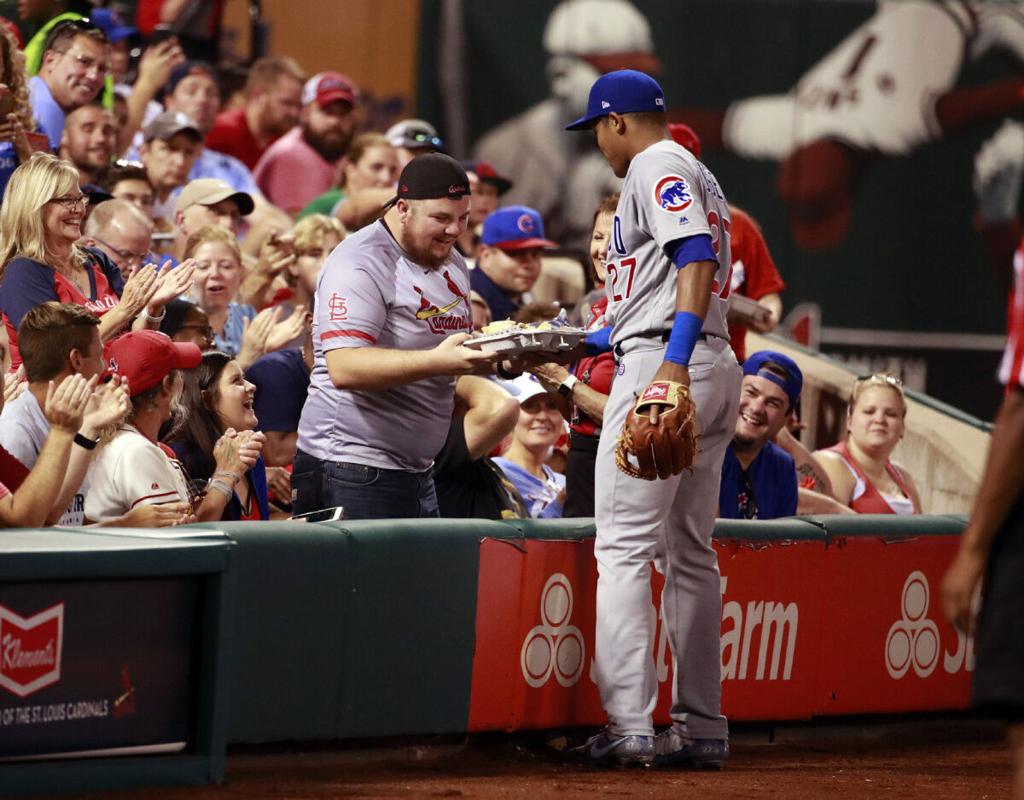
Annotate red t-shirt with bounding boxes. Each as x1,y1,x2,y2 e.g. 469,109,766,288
999,238,1024,390
728,206,786,361
0,445,28,492
206,108,271,171
570,297,615,437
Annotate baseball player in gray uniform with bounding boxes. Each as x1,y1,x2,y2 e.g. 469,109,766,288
293,154,498,520
566,70,741,767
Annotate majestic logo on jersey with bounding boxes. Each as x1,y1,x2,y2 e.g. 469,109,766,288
654,175,693,213
413,270,472,335
517,214,536,234
327,292,348,321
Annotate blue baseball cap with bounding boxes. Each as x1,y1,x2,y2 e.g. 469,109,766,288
90,8,137,44
743,351,803,410
481,206,557,251
566,69,666,131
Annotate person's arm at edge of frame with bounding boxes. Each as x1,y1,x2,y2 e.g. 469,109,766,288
456,375,519,460
941,386,1024,631
325,334,498,392
797,487,854,515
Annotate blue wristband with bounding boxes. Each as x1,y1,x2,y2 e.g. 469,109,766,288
584,326,612,355
664,311,702,365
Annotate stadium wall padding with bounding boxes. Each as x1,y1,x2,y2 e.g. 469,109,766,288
208,515,973,744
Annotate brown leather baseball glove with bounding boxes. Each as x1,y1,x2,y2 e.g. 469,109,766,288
615,380,699,480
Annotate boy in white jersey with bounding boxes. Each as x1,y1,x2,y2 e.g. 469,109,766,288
566,70,741,767
294,154,498,520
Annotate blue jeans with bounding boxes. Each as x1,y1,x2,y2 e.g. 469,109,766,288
292,450,439,521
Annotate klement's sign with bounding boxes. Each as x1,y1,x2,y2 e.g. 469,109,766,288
467,535,971,731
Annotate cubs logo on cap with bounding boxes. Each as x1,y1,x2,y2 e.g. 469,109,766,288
655,175,693,213
482,206,558,252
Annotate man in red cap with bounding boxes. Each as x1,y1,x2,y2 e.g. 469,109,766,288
254,71,359,214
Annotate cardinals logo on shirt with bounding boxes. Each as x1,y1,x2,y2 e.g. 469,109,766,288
655,175,693,213
413,271,472,335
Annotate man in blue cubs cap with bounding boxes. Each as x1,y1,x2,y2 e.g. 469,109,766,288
567,68,742,769
471,205,557,321
720,351,804,521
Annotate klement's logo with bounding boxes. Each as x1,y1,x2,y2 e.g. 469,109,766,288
0,603,64,697
886,571,940,679
521,574,585,688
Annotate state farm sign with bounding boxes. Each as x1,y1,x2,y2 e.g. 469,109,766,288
0,603,64,698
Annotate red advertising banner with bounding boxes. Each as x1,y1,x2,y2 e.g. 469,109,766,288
468,533,967,731
816,536,971,715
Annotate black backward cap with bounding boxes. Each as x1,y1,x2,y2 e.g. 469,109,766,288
395,153,470,202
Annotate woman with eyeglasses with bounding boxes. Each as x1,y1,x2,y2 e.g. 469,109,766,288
0,153,194,367
814,373,923,514
169,351,271,521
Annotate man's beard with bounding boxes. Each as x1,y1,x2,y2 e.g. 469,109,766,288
303,123,352,162
402,238,451,270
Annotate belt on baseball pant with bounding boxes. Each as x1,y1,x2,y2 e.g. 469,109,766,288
612,329,727,361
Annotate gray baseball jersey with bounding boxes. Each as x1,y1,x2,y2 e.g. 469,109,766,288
605,139,731,347
296,220,473,472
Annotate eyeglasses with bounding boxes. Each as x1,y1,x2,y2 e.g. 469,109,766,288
92,237,151,267
50,193,88,210
178,324,215,341
60,49,109,76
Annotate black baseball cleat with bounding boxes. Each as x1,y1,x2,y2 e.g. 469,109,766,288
653,729,729,769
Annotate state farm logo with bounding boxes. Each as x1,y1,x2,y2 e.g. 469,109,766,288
0,603,64,697
885,571,940,679
521,574,584,688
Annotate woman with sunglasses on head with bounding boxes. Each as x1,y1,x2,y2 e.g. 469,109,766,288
814,373,923,514
0,153,194,366
169,350,270,521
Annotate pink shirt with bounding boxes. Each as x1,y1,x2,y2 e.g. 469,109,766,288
253,127,341,213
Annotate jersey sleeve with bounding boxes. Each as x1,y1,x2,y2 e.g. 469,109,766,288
314,257,387,352
634,148,712,254
85,247,125,296
0,258,58,330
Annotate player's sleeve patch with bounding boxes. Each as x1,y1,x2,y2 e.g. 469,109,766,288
653,175,694,214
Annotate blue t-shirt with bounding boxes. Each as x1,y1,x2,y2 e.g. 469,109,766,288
470,267,518,322
719,441,797,520
492,457,565,518
0,142,19,203
29,76,63,152
245,348,310,434
213,302,257,357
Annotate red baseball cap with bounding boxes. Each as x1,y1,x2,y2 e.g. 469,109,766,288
668,123,702,159
302,72,359,109
106,331,201,397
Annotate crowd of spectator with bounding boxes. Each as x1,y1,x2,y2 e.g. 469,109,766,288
0,2,925,529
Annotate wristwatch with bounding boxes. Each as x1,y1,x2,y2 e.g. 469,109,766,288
557,375,578,397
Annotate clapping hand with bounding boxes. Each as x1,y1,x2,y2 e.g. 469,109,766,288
146,259,197,313
264,305,307,353
44,374,96,434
